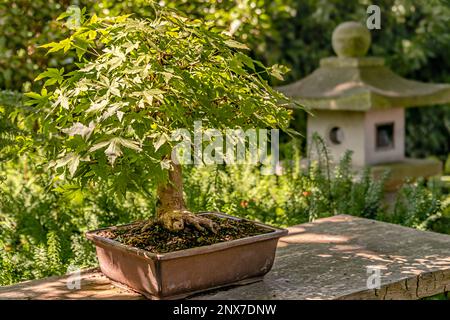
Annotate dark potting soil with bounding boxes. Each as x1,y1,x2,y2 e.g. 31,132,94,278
98,215,273,254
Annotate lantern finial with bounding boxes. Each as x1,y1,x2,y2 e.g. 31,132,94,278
332,21,371,57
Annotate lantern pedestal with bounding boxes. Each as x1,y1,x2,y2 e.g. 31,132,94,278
369,158,442,192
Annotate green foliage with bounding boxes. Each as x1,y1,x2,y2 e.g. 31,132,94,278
422,292,450,300
1,135,448,285
0,91,29,160
2,0,449,159
405,106,450,161
183,154,386,227
445,155,450,175
382,180,450,234
27,5,293,197
0,155,153,285
0,0,69,91
0,0,296,92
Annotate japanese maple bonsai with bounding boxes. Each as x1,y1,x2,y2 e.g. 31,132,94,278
28,3,295,298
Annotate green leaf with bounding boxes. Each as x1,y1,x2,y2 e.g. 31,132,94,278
153,134,167,152
104,139,122,165
224,39,250,50
236,52,255,71
89,138,141,165
57,12,72,21
24,92,42,100
62,122,95,139
90,14,98,24
229,56,245,75
54,153,80,177
35,68,64,86
89,140,110,152
269,64,290,81
118,138,142,152
31,5,295,191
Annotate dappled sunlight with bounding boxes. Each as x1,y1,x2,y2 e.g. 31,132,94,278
280,233,351,244
327,81,365,96
398,255,450,276
331,244,364,251
353,252,395,263
0,269,142,300
286,226,306,234
264,215,450,300
276,241,289,248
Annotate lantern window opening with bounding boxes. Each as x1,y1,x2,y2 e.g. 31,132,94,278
329,126,344,145
375,122,395,151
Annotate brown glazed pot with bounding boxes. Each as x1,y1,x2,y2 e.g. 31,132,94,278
86,212,287,299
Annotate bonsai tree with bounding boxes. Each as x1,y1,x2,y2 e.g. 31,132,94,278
27,3,294,232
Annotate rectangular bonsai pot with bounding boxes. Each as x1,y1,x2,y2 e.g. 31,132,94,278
85,212,287,299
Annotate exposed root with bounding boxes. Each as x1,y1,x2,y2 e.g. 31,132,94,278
158,210,218,233
152,163,218,233
105,215,271,254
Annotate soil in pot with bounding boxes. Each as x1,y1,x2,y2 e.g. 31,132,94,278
97,215,274,254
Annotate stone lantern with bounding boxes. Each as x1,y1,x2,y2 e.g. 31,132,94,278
278,21,450,189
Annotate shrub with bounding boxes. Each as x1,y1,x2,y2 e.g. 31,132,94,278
1,139,448,285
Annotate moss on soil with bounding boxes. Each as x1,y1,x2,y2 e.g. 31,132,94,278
98,215,273,254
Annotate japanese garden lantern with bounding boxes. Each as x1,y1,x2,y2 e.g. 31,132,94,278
278,21,450,189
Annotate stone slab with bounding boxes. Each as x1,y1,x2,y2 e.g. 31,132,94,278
194,215,450,300
1,215,449,300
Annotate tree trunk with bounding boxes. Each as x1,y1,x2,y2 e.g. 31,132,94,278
156,164,217,233
156,163,187,231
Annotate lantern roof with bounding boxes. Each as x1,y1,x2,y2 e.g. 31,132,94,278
278,21,450,111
